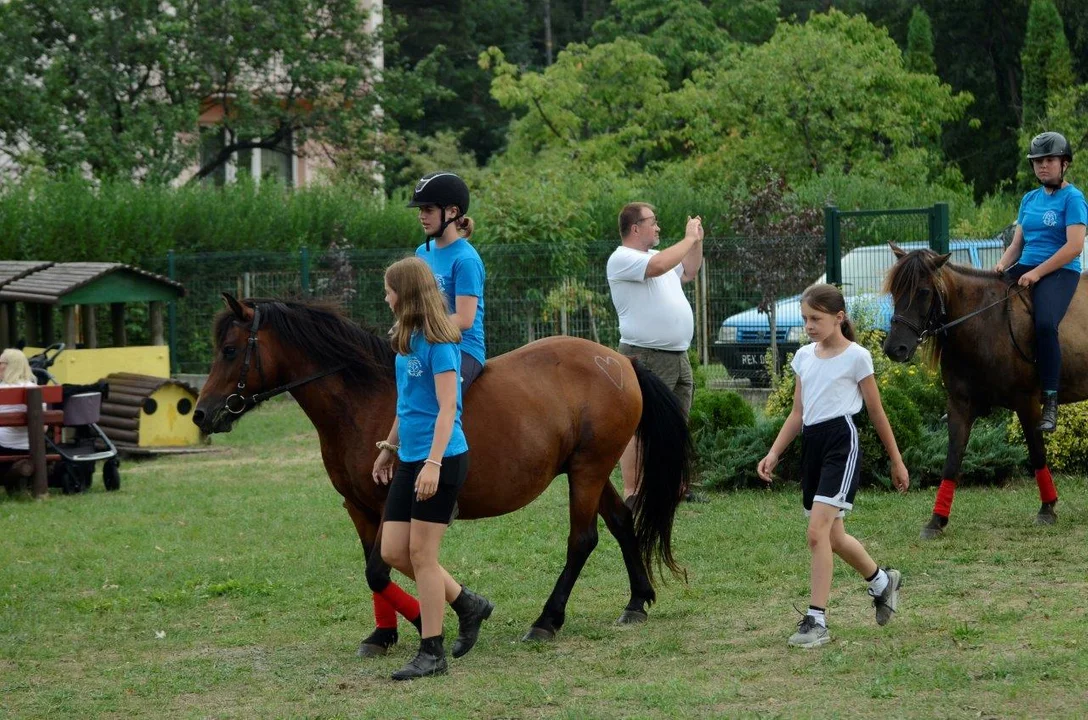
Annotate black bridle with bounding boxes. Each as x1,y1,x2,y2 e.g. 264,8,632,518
224,304,346,415
891,281,1030,344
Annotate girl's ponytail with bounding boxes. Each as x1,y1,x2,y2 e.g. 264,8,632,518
456,215,475,238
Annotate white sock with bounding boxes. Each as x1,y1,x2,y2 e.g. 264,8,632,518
868,568,889,597
806,607,827,628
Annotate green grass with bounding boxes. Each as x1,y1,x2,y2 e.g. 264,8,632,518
4,400,1088,719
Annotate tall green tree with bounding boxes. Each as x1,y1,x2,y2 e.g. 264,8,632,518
904,6,936,75
0,0,382,185
1021,0,1076,125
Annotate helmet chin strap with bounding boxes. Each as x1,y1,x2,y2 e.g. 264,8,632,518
425,207,458,251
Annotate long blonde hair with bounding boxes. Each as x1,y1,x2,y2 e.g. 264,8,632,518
386,257,462,355
0,348,34,384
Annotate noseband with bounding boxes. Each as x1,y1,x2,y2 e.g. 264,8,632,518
225,304,345,415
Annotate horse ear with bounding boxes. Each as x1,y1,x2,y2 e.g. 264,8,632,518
889,242,907,259
222,292,252,321
934,253,952,268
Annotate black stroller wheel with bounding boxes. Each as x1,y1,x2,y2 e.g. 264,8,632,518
103,458,121,491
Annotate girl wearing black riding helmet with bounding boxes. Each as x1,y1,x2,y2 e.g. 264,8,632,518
406,172,487,390
995,131,1087,432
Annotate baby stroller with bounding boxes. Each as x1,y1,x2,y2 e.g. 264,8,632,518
25,343,121,494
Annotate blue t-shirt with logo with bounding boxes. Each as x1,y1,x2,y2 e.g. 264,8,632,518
416,239,486,365
1017,184,1088,272
394,333,468,463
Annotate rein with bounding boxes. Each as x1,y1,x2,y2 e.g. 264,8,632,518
224,304,346,415
893,279,1030,344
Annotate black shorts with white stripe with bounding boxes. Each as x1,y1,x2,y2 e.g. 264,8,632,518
800,415,860,517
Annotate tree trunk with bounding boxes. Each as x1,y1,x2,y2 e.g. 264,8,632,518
543,0,553,66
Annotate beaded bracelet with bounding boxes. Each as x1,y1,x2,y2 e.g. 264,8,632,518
375,440,399,453
424,458,442,468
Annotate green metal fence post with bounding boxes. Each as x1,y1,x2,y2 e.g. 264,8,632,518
300,247,311,296
929,202,950,254
167,249,178,375
824,206,842,285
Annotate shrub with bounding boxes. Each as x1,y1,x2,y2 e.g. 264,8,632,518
1007,401,1088,472
700,416,798,491
907,420,1027,485
690,388,757,485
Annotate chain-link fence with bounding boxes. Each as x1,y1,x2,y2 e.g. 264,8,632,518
150,237,830,375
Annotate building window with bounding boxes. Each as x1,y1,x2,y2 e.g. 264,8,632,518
201,127,295,187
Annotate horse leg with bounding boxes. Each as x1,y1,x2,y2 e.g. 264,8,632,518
1017,404,1058,524
597,481,656,625
922,398,976,539
522,469,604,642
344,502,421,657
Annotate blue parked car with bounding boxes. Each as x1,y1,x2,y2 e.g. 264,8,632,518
712,239,1008,384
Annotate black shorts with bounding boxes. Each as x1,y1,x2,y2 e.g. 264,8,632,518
800,416,860,517
384,451,469,524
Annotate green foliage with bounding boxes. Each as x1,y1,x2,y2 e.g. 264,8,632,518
690,389,757,437
0,175,418,261
906,421,1027,486
0,0,381,185
1021,0,1077,125
904,6,936,76
1008,400,1088,472
701,415,796,490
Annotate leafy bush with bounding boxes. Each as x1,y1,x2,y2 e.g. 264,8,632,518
907,421,1027,485
690,388,757,486
700,416,797,491
1007,401,1088,472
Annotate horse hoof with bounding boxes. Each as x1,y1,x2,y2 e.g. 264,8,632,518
521,626,556,642
919,513,948,540
615,609,648,625
356,642,389,658
1035,504,1058,525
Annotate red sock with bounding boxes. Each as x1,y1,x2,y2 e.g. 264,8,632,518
934,479,956,518
373,592,397,629
1036,466,1058,504
379,581,421,622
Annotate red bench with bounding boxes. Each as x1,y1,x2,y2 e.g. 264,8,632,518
0,385,64,498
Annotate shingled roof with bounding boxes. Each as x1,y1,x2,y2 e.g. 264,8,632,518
0,261,55,287
0,262,185,305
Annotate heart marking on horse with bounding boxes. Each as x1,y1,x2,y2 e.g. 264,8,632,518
594,355,624,390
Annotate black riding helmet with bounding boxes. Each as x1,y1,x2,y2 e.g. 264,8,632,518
1027,132,1073,189
407,172,470,246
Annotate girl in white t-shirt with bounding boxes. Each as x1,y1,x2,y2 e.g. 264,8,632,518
757,283,910,649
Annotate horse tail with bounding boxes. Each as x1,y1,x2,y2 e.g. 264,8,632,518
630,358,691,584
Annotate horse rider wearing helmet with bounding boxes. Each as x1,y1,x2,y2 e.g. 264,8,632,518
994,132,1088,432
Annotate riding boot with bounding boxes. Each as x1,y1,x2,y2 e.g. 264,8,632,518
1038,393,1059,433
449,586,494,658
391,635,447,680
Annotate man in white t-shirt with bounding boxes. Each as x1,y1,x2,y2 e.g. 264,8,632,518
607,202,704,505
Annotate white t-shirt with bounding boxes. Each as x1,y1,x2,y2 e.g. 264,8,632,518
791,342,874,427
606,245,694,351
0,380,43,450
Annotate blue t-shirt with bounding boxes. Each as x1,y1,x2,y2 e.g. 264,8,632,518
394,333,468,463
1017,184,1088,272
416,239,486,364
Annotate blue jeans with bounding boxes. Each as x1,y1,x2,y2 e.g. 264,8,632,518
1009,264,1080,392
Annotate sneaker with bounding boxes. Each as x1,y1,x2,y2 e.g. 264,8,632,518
871,567,901,626
788,614,830,648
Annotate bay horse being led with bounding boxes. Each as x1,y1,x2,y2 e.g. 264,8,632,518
883,246,1088,539
193,295,689,653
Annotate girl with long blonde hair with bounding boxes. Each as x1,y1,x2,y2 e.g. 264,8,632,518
371,257,493,680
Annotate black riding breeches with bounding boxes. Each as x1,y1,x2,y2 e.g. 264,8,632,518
1010,264,1080,392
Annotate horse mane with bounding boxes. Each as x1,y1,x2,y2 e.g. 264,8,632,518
214,298,396,391
882,249,1005,369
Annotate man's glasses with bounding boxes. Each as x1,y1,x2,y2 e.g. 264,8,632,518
635,215,658,226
